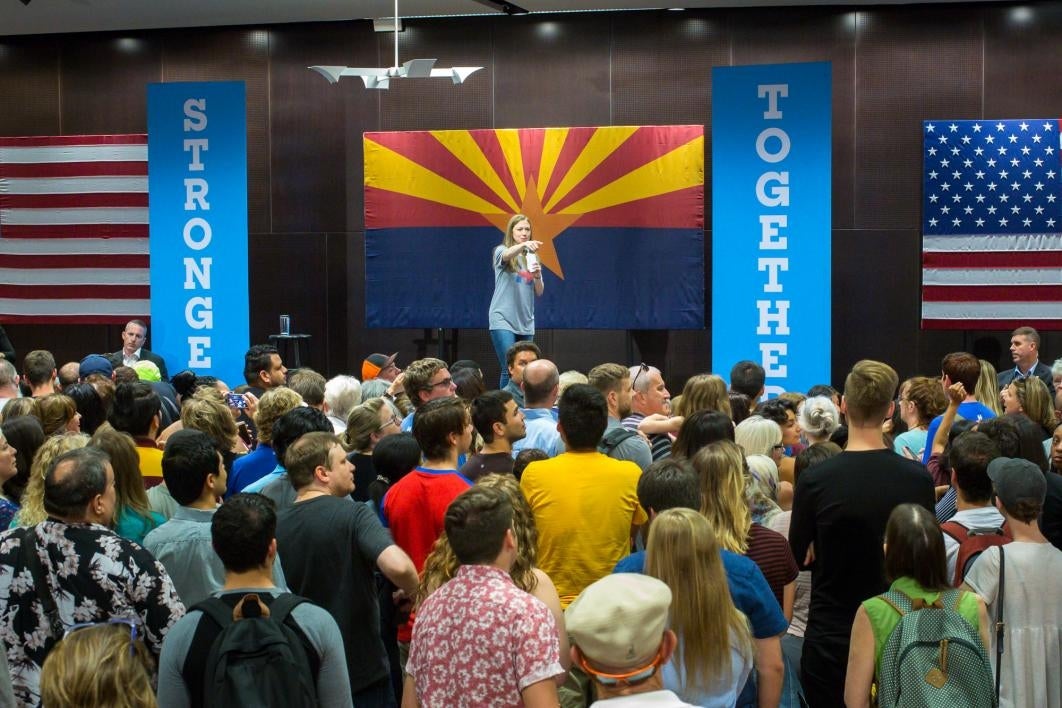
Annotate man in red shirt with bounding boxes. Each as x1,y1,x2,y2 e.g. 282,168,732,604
381,397,474,655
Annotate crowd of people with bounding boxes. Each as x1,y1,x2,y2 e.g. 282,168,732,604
0,320,1059,707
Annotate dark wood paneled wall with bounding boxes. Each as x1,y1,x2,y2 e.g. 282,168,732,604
1,5,1060,389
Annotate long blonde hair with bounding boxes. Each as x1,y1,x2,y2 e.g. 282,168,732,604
500,214,530,273
417,473,539,605
975,360,1004,417
1013,377,1055,432
40,622,157,708
16,433,90,527
646,508,752,696
692,440,751,553
674,374,731,419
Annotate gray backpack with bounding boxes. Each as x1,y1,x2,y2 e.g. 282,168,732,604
876,588,995,708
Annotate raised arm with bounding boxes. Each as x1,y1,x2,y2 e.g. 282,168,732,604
930,382,966,457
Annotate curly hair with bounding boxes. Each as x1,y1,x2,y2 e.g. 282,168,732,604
416,473,539,606
15,433,90,527
902,376,947,427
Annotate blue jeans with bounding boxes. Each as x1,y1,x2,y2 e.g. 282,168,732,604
489,329,532,389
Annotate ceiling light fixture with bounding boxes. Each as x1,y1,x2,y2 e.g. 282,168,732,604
309,0,483,89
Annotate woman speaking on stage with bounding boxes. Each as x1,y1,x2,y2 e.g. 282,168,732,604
488,214,544,388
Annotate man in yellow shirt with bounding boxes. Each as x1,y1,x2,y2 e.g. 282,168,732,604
521,383,647,608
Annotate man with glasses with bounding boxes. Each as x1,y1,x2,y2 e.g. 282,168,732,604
398,358,457,432
0,447,185,706
566,573,693,706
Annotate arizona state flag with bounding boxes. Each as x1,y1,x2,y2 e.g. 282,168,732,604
364,125,704,329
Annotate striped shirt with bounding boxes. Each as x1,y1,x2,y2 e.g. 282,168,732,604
746,522,799,609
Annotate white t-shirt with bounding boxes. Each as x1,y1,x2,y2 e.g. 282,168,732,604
965,541,1062,708
592,690,696,706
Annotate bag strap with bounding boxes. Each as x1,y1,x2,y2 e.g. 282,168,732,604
879,590,912,617
194,596,238,630
936,588,964,611
18,526,63,638
995,545,1005,702
268,593,307,624
940,520,969,544
600,427,636,454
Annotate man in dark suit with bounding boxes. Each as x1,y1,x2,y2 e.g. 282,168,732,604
108,319,168,381
996,326,1055,396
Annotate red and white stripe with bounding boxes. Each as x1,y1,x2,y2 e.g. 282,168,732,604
921,232,1062,330
0,134,148,324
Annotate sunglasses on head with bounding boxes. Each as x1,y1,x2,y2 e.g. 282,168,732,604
64,617,142,657
631,363,650,391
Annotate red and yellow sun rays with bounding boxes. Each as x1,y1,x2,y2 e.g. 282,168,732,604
364,126,703,279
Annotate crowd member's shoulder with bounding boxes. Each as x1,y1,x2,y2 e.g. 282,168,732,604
793,448,847,485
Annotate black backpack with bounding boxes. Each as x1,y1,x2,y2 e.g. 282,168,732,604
187,593,319,708
598,427,638,455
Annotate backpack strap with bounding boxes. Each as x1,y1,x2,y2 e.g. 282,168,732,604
940,520,969,544
995,546,1006,702
183,593,320,708
599,427,637,455
264,593,321,684
268,593,307,625
194,596,239,630
938,588,966,612
879,590,913,617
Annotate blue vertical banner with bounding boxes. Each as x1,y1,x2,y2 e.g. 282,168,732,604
147,81,249,380
712,62,832,397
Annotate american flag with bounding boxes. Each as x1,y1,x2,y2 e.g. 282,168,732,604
922,119,1062,330
0,134,149,324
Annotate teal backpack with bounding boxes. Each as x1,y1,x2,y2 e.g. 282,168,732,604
876,589,995,708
